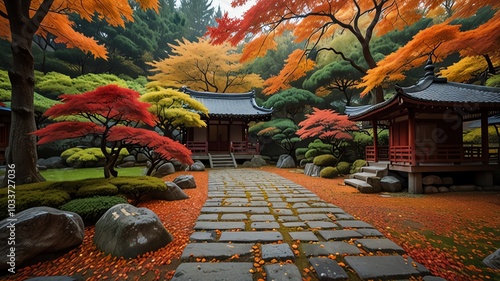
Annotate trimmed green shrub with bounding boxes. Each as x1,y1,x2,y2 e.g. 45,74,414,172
320,167,339,178
76,182,119,198
350,159,367,174
0,189,71,220
305,149,318,161
110,176,167,205
60,196,128,224
295,147,309,161
336,161,351,175
307,139,332,154
65,147,129,168
313,154,337,166
61,147,84,161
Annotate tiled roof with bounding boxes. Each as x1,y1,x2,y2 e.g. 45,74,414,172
181,87,273,120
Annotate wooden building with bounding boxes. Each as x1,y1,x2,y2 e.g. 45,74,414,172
346,59,500,193
0,105,10,165
180,87,273,167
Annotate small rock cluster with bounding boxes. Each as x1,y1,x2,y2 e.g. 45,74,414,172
423,175,475,193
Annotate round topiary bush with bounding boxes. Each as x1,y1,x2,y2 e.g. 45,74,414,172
0,189,71,220
110,176,167,205
336,161,351,175
320,167,339,178
350,159,367,174
295,148,309,161
313,154,337,166
60,196,129,224
305,149,318,161
61,147,84,161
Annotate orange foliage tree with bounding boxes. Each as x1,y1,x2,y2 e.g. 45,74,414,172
148,38,264,93
208,1,500,100
297,108,358,160
359,3,500,93
0,0,159,186
33,85,193,178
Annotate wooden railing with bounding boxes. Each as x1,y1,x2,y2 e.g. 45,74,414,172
366,145,499,165
230,141,259,154
187,141,208,153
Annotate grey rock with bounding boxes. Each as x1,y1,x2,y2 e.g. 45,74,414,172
304,163,322,177
355,238,406,254
309,257,349,280
289,231,319,241
93,204,173,258
37,156,67,169
242,161,257,168
381,176,402,192
301,242,361,256
424,186,438,194
250,156,267,167
117,161,135,168
153,162,175,178
438,186,449,193
450,185,477,192
136,152,148,163
261,244,295,261
122,155,136,163
366,177,383,192
264,264,302,281
173,175,196,189
483,248,500,269
423,175,442,186
276,154,296,168
190,160,205,171
0,207,84,270
180,243,253,260
219,231,282,242
142,182,189,201
344,256,422,280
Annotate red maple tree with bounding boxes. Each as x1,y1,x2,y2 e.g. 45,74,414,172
297,108,358,160
34,85,193,178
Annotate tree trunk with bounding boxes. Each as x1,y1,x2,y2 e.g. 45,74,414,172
1,18,46,187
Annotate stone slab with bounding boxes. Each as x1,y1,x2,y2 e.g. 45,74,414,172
264,264,302,281
219,231,283,242
197,214,218,221
301,242,361,256
220,214,248,220
289,231,319,242
336,220,374,228
318,230,364,241
298,214,330,221
261,244,295,261
307,221,338,229
309,257,349,280
344,256,421,280
296,208,345,214
194,221,245,230
334,213,355,220
251,221,280,230
282,222,307,228
271,202,289,208
355,238,406,254
278,216,300,222
250,215,275,221
292,203,310,208
171,262,254,281
189,231,216,242
180,243,253,260
273,209,294,215
201,207,270,214
356,228,384,237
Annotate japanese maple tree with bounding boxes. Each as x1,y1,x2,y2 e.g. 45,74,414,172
148,38,264,93
0,0,159,186
297,108,358,160
33,85,193,178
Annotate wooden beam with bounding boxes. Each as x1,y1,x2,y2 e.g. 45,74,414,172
481,111,489,164
408,109,416,166
371,120,378,162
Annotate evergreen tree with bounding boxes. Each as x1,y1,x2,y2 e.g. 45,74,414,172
180,0,215,41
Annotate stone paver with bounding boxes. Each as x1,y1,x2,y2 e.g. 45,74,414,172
172,169,435,281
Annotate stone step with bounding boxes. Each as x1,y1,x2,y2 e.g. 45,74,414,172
361,166,388,177
345,178,373,189
352,172,377,181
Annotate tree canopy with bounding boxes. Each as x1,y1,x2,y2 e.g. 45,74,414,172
262,88,323,123
148,38,264,92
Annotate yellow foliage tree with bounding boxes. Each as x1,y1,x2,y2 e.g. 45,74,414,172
148,38,264,93
0,0,159,185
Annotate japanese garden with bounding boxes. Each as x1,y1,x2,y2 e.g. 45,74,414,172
0,0,499,280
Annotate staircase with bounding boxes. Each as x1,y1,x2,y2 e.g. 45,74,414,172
344,162,388,192
208,153,237,168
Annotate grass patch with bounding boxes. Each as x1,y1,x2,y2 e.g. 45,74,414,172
40,166,145,181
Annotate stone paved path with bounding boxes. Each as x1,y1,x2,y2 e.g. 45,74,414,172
171,169,442,281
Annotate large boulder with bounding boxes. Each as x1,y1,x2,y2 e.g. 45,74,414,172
250,156,267,167
423,175,442,186
153,162,175,178
276,154,296,168
142,182,189,201
190,161,206,171
381,176,402,192
37,156,67,169
122,155,136,163
0,207,84,270
173,175,196,189
483,248,500,269
304,163,322,177
93,204,173,258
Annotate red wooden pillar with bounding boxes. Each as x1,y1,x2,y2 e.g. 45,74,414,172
371,120,378,162
481,111,489,164
408,109,416,166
